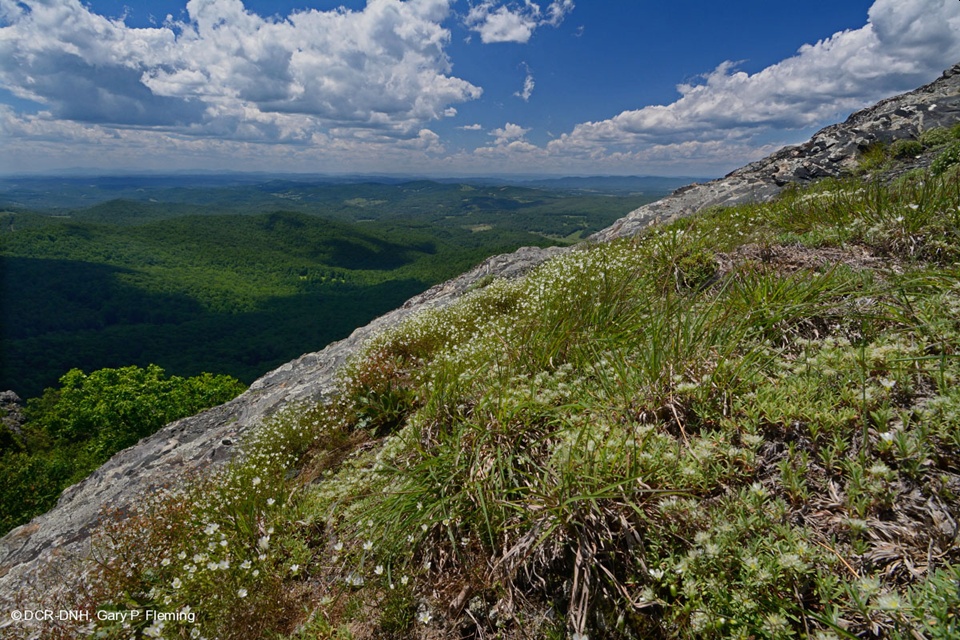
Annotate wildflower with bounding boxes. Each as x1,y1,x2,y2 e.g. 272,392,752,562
252,476,262,486
266,498,276,506
258,535,270,550
859,576,881,596
876,592,906,612
763,612,790,636
401,575,409,585
780,553,805,572
240,560,252,570
204,523,219,535
750,482,768,498
375,565,384,575
868,462,892,478
172,578,182,589
363,540,374,551
417,609,433,624
290,564,300,575
333,542,344,552
237,588,248,598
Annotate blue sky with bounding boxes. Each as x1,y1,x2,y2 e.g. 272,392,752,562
2,0,960,177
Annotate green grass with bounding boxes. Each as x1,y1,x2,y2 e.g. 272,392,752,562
13,168,960,639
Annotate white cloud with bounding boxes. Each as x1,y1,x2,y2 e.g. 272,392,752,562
475,121,540,156
0,0,480,143
458,123,483,130
460,0,960,175
465,1,574,44
514,64,535,101
490,122,529,142
549,0,960,166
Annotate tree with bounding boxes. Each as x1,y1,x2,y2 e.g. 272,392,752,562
0,365,246,536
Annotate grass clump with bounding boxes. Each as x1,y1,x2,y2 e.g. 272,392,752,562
919,127,955,148
889,138,923,159
931,141,960,176
17,166,960,639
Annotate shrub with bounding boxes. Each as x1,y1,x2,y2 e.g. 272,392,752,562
889,138,923,159
931,140,960,176
920,126,953,148
858,142,888,171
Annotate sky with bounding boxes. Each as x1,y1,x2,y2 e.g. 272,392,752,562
2,0,960,177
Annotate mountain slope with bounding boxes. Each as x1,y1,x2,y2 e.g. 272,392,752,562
2,64,960,639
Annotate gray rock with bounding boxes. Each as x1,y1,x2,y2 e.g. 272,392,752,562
0,391,25,438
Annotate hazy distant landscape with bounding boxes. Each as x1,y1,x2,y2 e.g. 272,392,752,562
0,174,691,399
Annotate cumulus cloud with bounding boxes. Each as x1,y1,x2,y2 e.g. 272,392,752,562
475,121,540,155
458,123,483,130
549,0,960,162
465,0,574,44
490,122,529,142
0,0,480,142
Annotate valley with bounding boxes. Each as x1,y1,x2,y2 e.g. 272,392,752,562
0,176,680,399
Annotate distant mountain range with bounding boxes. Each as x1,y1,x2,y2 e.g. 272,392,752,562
0,174,703,211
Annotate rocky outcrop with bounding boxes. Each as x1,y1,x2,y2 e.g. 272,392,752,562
2,63,960,602
593,63,960,242
0,391,25,438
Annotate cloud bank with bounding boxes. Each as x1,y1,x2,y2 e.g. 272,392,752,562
0,0,479,142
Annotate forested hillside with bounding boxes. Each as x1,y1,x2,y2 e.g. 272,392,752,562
1,180,662,398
